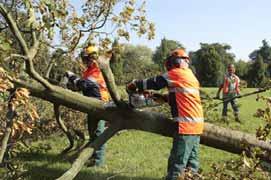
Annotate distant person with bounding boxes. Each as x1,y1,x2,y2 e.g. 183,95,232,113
216,64,241,122
127,48,204,180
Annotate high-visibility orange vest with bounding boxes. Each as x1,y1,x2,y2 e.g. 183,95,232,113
163,68,204,135
223,74,240,94
82,62,110,102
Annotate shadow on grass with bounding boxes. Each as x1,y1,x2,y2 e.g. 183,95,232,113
22,166,162,180
17,152,162,180
18,151,61,160
17,149,83,164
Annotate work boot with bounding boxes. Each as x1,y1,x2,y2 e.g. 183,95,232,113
85,158,96,167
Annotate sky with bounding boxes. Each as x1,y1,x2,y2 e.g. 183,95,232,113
72,0,271,60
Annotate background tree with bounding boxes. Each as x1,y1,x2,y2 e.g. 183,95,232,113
211,43,235,67
247,55,268,87
234,60,249,81
192,43,224,86
249,39,271,78
110,39,124,85
152,37,184,70
192,43,235,86
121,44,159,83
249,40,271,63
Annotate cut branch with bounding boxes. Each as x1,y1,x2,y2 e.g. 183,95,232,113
31,29,38,48
26,33,54,90
4,54,28,62
97,54,122,106
80,2,112,33
45,61,55,79
0,3,54,90
67,31,83,53
45,49,65,78
25,55,54,90
57,122,121,180
0,3,29,54
54,104,75,154
63,1,113,52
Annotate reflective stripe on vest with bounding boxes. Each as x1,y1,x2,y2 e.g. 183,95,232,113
143,79,148,90
163,68,204,134
169,87,199,94
173,116,204,123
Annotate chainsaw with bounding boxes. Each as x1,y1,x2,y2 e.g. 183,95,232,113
127,90,167,108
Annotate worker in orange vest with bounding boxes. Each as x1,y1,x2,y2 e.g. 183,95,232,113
65,45,110,167
216,64,240,122
127,48,204,179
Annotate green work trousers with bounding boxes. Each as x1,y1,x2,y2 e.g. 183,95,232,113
166,132,200,180
87,114,106,166
222,93,239,117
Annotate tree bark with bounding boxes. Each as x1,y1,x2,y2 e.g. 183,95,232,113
13,80,271,162
201,123,271,161
97,55,122,106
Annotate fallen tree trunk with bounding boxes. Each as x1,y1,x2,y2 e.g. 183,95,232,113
201,123,271,161
13,80,271,162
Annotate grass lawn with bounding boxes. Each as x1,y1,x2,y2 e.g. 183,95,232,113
0,88,270,179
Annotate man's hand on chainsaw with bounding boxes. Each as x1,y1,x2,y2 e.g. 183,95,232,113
65,71,79,83
126,79,138,94
65,71,75,79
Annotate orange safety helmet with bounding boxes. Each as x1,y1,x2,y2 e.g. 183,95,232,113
165,48,189,70
171,48,190,60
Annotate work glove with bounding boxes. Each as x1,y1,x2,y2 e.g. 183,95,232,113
64,71,79,90
65,71,78,82
65,71,74,78
65,71,75,79
126,79,138,94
